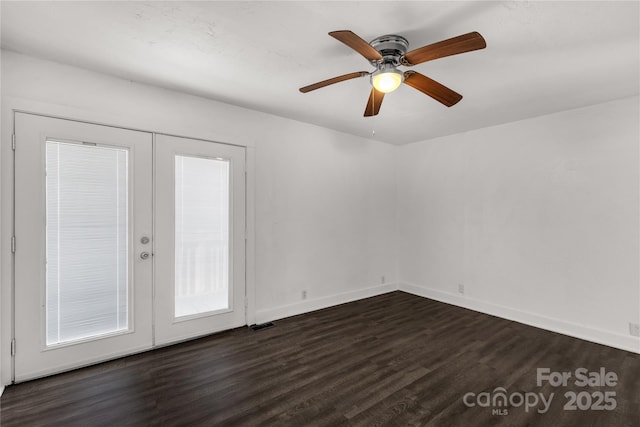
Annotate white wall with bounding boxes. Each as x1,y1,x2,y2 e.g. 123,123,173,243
397,96,640,352
255,131,397,319
0,50,398,384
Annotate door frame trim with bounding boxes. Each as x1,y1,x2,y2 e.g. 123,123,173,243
1,104,256,384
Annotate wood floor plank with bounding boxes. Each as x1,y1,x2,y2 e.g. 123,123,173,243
1,291,638,426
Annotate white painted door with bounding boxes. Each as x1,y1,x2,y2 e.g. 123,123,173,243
154,134,246,346
13,116,246,381
14,113,154,381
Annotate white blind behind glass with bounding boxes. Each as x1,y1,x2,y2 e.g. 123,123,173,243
175,155,230,318
46,141,129,346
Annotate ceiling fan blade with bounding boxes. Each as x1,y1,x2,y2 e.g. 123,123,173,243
364,88,385,117
403,71,462,107
299,71,368,93
401,31,486,66
329,30,383,62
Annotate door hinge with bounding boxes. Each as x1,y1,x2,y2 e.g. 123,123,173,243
12,134,16,151
244,297,248,310
11,236,16,254
11,339,15,356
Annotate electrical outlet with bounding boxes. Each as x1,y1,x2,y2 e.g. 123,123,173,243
302,290,307,300
381,276,385,284
458,284,465,294
629,323,640,337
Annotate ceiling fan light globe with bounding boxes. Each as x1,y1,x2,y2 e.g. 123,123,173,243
371,70,403,93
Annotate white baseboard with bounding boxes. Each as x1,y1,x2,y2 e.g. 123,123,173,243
0,385,4,397
254,283,398,324
399,282,640,354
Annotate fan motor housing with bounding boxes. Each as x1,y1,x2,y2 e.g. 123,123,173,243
369,34,409,66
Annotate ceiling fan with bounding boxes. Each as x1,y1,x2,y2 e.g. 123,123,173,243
299,30,486,116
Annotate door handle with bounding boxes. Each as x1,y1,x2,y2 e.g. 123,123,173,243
140,251,150,260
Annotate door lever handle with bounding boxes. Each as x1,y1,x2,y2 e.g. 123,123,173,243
140,251,150,260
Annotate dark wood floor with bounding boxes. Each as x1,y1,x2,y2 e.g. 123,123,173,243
1,291,638,426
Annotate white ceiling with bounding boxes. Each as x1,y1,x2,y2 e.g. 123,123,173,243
1,1,638,145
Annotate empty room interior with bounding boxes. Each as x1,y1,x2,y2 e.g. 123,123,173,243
0,1,638,426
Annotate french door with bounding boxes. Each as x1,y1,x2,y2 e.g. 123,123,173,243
13,113,245,381
154,134,245,345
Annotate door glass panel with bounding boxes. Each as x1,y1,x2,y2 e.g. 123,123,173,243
45,141,129,346
174,155,230,318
